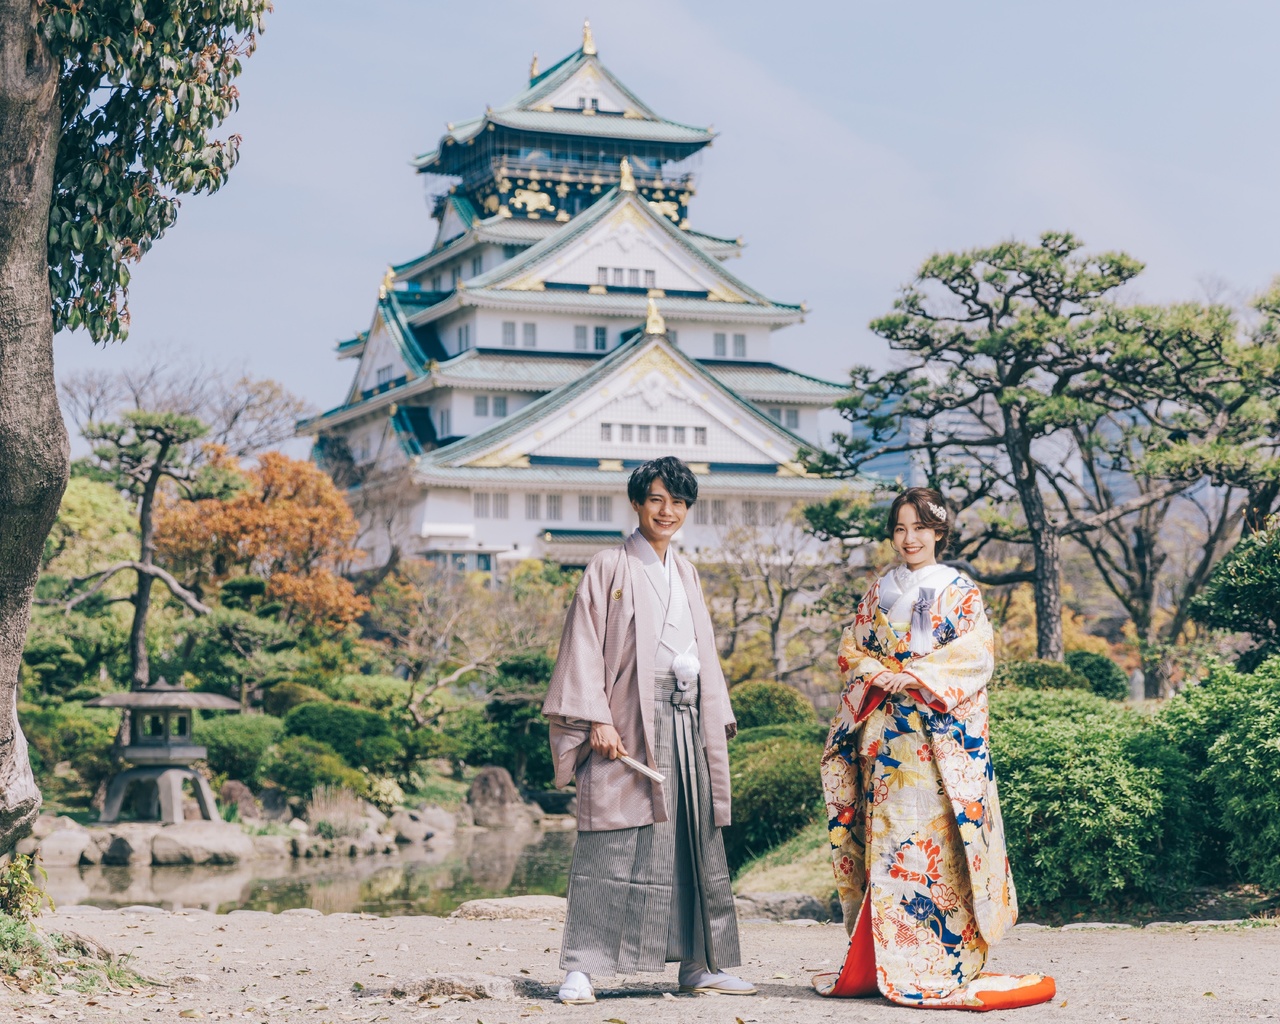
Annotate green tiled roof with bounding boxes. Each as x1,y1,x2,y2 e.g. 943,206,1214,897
432,349,597,391
433,287,802,326
699,361,845,402
539,528,627,543
414,464,849,495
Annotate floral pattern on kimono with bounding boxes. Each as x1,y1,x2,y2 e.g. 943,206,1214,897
820,571,1018,1006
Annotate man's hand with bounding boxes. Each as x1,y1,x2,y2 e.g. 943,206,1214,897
590,722,628,760
880,672,918,694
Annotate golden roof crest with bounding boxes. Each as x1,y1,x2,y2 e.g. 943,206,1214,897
645,298,665,336
619,157,636,193
582,19,597,56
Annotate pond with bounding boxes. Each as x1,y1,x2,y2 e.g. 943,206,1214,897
40,828,577,917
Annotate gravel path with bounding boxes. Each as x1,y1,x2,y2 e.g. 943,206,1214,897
3,906,1277,1023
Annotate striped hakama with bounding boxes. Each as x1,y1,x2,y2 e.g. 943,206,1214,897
560,672,740,976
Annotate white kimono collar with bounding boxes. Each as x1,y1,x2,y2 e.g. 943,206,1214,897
878,562,961,657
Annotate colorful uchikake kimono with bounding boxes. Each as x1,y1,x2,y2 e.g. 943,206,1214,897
813,563,1055,1011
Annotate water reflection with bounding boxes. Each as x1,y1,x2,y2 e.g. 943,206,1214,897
42,829,576,916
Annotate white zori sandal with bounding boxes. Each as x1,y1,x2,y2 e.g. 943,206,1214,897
558,970,596,1004
677,963,758,995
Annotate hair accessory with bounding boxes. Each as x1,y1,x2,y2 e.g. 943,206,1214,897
925,501,947,521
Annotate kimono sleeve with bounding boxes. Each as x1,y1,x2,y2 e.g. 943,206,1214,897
903,578,995,714
834,586,894,726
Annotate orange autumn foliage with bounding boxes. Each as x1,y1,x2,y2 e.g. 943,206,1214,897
156,451,369,630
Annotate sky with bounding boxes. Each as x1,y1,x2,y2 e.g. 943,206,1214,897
52,0,1280,424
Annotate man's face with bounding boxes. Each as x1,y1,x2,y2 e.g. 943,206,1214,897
632,477,688,546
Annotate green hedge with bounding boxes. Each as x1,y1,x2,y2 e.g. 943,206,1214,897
284,701,403,772
729,680,817,730
265,735,367,798
1064,651,1130,701
261,682,329,719
992,658,1092,693
989,688,1197,908
199,713,283,787
724,734,824,872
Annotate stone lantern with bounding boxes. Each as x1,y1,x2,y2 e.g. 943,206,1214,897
85,676,240,824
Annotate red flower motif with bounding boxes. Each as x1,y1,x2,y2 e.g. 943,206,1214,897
837,805,855,825
887,838,943,886
837,654,850,673
962,921,978,945
917,744,933,762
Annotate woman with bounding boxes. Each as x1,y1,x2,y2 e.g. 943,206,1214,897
813,488,1054,1011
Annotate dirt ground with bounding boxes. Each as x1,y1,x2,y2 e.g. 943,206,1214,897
3,906,1277,1024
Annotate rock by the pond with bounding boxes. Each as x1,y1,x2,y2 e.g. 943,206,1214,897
416,804,457,835
388,809,434,844
251,834,291,859
32,813,82,841
259,787,291,821
102,832,152,867
378,973,516,1001
36,828,92,868
287,818,309,834
734,891,829,922
467,766,538,829
219,780,260,820
151,822,255,865
450,895,567,921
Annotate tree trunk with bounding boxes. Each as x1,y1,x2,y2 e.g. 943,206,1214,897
1005,414,1064,660
0,3,65,851
128,442,169,689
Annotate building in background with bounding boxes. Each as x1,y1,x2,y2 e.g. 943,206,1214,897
301,22,850,570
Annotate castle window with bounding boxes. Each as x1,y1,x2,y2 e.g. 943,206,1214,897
504,245,520,259
711,499,727,524
474,395,489,416
451,266,460,286
714,333,726,357
432,275,441,291
574,325,588,350
694,426,707,445
457,324,471,350
601,423,612,442
620,424,633,443
474,493,490,518
655,425,668,444
375,365,393,386
644,269,656,288
597,496,613,522
493,493,509,519
594,326,607,351
768,407,782,422
438,408,451,436
502,321,516,347
638,425,651,443
762,501,779,526
525,494,541,520
493,396,507,417
743,500,759,526
628,268,640,287
522,322,537,348
613,267,625,286
785,409,799,429
547,494,563,520
470,255,483,277
673,426,686,444
668,329,678,346
597,266,608,285
579,495,594,521
694,501,709,525
733,333,747,358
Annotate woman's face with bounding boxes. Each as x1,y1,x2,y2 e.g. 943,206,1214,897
892,503,940,570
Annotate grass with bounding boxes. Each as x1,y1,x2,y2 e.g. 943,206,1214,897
732,818,835,901
0,912,147,993
404,772,470,811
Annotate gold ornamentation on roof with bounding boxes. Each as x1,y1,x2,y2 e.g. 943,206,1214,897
582,19,596,55
379,266,395,298
530,53,539,79
645,298,665,335
619,157,636,193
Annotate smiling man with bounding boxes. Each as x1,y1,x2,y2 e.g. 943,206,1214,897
542,456,754,1004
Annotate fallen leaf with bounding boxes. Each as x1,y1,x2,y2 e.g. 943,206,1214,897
351,982,364,992
604,1019,628,1024
771,973,791,980
1204,992,1217,998
179,1011,203,1019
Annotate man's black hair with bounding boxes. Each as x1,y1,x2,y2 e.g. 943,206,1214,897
627,456,698,507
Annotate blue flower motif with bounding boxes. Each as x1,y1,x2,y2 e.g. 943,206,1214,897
934,620,957,646
904,895,937,921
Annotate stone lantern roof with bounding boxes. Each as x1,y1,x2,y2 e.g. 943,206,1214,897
86,677,238,767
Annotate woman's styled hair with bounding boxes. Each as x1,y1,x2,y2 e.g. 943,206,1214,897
887,487,952,554
627,456,699,507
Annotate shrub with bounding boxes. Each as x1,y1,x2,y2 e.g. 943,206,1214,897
1064,650,1130,701
265,735,367,798
734,721,829,747
261,682,330,718
729,680,817,730
1192,524,1280,669
1196,657,1280,887
19,702,116,796
305,785,366,839
989,688,1197,908
345,675,412,711
199,713,283,787
991,658,1091,693
724,735,824,871
283,701,403,771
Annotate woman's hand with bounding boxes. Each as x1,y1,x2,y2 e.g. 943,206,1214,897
590,722,628,760
879,672,918,694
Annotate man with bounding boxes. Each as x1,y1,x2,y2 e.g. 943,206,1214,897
543,456,755,1004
